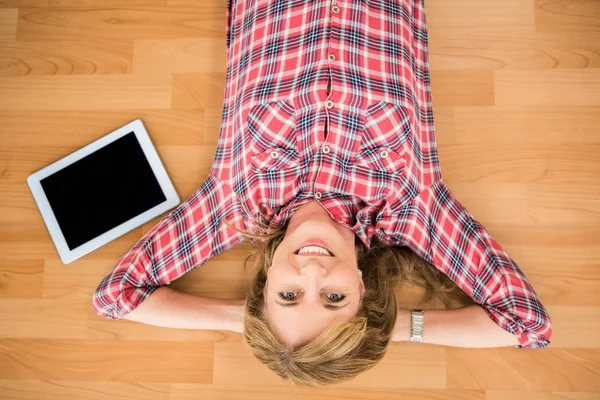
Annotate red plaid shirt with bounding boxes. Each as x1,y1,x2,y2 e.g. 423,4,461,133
94,0,551,349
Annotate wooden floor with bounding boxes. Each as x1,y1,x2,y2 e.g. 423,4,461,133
1,0,599,398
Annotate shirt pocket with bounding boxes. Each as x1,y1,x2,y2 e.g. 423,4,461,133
250,147,300,170
354,146,406,173
246,99,301,210
356,101,411,173
361,100,411,151
247,99,297,153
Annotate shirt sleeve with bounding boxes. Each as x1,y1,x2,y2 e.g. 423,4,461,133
92,174,247,320
386,179,552,349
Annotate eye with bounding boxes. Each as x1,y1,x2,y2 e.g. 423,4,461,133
279,291,298,301
326,293,346,303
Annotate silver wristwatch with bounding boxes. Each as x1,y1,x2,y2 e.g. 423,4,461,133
410,309,424,343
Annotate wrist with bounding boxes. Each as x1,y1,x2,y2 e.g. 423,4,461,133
392,309,411,341
219,298,245,333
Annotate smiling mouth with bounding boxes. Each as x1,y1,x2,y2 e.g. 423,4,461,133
294,244,335,257
295,252,332,257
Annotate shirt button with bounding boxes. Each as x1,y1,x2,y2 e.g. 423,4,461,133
315,191,322,199
381,150,389,159
332,5,340,13
325,100,334,109
270,151,279,159
322,145,331,154
328,53,336,61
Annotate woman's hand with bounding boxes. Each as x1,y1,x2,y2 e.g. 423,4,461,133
392,305,521,347
119,286,246,333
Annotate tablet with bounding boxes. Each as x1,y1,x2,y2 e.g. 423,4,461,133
27,119,180,264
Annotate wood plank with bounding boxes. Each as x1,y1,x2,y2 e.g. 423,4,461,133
429,27,600,70
438,143,600,186
474,224,600,248
87,316,240,343
0,380,170,400
527,182,600,226
213,342,447,389
172,385,485,400
494,69,600,106
42,257,112,301
535,0,600,33
429,69,495,107
503,245,600,306
0,0,167,6
0,205,58,257
171,73,226,109
447,348,600,391
15,5,225,41
431,107,455,145
153,146,216,196
426,0,535,28
133,38,226,74
546,306,600,349
453,106,600,144
0,8,17,41
443,182,529,225
0,75,172,110
487,391,600,400
0,298,87,339
0,339,213,382
204,107,226,145
0,110,205,148
0,40,133,77
0,257,43,298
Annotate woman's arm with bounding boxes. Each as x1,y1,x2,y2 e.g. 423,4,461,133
385,180,552,348
392,305,520,347
93,175,246,320
121,286,245,333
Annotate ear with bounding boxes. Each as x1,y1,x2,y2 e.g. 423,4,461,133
358,275,365,296
265,272,269,289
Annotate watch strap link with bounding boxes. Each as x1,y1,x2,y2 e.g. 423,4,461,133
410,309,424,343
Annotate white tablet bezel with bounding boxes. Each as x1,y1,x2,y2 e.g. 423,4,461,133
27,119,180,264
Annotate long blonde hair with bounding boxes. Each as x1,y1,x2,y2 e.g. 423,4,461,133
224,219,466,386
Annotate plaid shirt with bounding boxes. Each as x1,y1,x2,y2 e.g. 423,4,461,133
93,0,551,349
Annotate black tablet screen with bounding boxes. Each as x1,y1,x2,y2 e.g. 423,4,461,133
40,132,167,250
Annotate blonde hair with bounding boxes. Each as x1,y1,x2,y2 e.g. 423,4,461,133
224,219,465,386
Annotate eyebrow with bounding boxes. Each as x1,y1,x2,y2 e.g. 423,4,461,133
274,301,349,310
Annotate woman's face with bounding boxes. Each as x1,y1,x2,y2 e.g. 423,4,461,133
265,201,365,346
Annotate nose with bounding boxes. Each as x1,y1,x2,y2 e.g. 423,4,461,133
299,259,327,277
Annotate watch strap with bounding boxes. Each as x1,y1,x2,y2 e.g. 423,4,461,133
410,309,424,343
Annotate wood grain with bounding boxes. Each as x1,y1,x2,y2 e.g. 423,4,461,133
0,339,214,382
0,0,599,398
534,0,600,34
133,38,226,74
0,380,170,400
447,348,600,391
15,5,225,41
0,257,43,298
0,39,133,76
0,8,17,41
430,69,495,107
172,385,485,400
0,74,172,110
494,69,600,106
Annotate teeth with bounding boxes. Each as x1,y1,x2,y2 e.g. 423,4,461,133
298,245,332,256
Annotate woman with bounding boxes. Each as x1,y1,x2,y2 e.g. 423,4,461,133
93,0,552,386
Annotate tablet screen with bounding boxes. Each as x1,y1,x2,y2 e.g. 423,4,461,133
40,132,167,250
